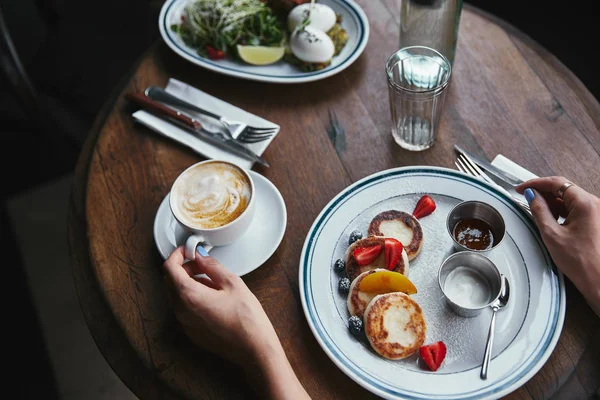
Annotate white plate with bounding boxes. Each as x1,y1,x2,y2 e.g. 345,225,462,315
299,166,565,400
154,171,287,275
159,0,370,83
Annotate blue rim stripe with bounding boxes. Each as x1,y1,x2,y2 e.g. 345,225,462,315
162,0,366,80
301,168,562,399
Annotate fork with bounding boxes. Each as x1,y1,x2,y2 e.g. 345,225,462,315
455,153,532,214
145,86,277,143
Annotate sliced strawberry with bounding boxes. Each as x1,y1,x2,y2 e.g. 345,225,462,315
413,195,436,219
353,245,383,266
384,238,403,271
419,341,447,371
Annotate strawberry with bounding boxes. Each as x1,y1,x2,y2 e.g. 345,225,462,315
353,245,383,266
419,341,447,371
384,238,403,271
413,195,436,219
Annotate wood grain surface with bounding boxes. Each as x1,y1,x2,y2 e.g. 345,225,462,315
68,3,600,399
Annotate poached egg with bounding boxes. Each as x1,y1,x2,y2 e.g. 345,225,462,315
290,26,335,63
288,3,337,32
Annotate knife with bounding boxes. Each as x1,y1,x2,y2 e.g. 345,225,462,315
454,145,522,186
125,93,270,168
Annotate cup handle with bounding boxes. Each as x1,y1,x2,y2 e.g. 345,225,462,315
184,235,214,260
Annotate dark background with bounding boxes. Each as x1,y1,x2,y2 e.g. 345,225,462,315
1,0,597,398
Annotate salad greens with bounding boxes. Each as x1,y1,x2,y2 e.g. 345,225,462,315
171,0,285,59
170,0,349,69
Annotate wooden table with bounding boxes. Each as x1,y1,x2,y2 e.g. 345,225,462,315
68,3,600,399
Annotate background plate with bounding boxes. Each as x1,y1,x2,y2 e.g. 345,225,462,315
299,166,565,400
159,0,370,83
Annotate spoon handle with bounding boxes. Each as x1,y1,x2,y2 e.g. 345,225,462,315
481,309,497,379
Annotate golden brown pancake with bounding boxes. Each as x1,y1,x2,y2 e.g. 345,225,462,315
368,211,423,261
347,269,383,319
345,236,409,282
363,292,426,360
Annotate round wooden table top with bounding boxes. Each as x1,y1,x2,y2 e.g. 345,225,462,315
68,3,600,399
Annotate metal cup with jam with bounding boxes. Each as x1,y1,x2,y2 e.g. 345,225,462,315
446,201,506,253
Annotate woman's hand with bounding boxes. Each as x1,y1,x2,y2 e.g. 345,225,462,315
517,177,600,315
163,246,277,365
163,246,310,400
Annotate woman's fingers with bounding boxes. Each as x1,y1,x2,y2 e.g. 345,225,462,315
194,251,238,287
196,276,220,290
182,261,203,277
517,176,568,195
163,247,194,290
517,176,582,210
525,189,560,235
543,193,568,219
163,246,209,296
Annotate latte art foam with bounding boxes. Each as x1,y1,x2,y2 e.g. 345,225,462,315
172,163,251,229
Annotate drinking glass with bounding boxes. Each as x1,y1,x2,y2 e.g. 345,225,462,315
386,46,451,151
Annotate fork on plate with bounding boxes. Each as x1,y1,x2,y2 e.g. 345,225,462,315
145,86,277,143
455,153,532,214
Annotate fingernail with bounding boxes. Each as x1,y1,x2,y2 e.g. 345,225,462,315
524,188,535,205
196,246,209,257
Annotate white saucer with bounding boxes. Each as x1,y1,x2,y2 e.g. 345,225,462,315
153,171,287,276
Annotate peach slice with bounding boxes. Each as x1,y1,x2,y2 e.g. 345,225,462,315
358,270,417,295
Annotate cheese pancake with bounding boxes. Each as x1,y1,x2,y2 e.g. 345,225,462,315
364,292,426,360
368,211,423,261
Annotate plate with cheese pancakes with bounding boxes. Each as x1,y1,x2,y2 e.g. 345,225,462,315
299,166,565,400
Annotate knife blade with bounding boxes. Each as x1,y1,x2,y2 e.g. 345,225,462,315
125,93,269,168
454,145,522,186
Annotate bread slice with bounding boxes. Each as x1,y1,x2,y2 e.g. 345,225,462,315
363,292,426,360
345,236,409,282
368,211,423,261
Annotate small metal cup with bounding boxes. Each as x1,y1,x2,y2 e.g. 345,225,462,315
446,200,506,253
438,251,503,318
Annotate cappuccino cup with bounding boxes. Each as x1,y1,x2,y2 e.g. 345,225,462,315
169,160,255,260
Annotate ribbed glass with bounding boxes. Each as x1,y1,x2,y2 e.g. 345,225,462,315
386,46,451,151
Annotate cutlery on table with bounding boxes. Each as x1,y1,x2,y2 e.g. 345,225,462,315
455,152,531,215
145,86,276,143
125,93,270,167
481,276,510,379
454,145,523,187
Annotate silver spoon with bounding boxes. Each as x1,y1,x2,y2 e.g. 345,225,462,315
481,276,510,379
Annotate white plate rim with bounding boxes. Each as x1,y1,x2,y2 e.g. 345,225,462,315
153,171,287,276
158,0,370,83
298,165,566,400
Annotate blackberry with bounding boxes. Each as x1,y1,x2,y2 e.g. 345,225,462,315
338,277,351,294
348,316,363,336
349,230,363,245
333,259,346,273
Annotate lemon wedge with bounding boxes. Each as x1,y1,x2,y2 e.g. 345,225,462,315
237,45,285,66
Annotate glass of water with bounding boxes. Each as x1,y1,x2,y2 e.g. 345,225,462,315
386,46,451,151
